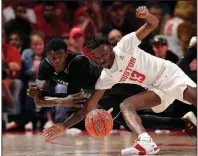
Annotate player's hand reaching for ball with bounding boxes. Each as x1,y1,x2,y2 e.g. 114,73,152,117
43,123,65,140
136,6,150,19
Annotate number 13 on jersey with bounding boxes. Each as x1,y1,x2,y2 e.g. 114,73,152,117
130,70,146,83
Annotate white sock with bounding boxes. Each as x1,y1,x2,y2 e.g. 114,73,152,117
138,132,150,138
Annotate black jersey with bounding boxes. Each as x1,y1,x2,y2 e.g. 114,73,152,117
177,46,197,74
37,51,102,93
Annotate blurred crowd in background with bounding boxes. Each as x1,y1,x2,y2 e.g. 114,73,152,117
2,0,197,132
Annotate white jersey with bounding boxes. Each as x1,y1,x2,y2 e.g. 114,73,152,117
164,17,184,57
95,32,167,90
3,6,37,24
95,32,196,113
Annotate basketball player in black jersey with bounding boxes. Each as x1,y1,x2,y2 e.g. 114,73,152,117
29,38,102,107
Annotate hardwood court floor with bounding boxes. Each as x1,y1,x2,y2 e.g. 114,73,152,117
2,130,196,156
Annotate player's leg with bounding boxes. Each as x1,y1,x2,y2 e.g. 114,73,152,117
111,105,197,137
120,91,161,155
99,85,186,132
112,110,197,137
120,91,161,134
183,86,197,106
98,93,129,130
99,88,176,133
100,89,197,139
120,100,146,135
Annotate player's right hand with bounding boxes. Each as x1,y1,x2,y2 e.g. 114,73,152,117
61,91,87,107
43,123,65,140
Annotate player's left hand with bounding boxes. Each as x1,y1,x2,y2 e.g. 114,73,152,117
27,85,42,98
136,6,150,19
43,123,65,140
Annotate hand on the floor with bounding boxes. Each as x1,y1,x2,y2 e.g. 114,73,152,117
43,123,65,140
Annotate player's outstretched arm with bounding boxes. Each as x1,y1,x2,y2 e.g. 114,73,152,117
62,90,106,128
135,6,159,40
33,95,85,107
43,89,106,140
28,85,86,107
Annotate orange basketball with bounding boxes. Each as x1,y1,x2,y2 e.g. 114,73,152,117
85,109,113,137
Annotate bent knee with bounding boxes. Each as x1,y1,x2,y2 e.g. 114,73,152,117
120,98,135,111
183,86,197,104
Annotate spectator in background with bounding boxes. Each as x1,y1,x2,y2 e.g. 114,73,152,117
22,31,53,130
33,2,69,25
2,60,16,113
2,44,22,81
151,35,179,63
69,27,94,59
7,32,23,53
77,0,105,32
163,1,196,57
5,32,53,131
149,5,165,35
145,0,171,19
62,33,69,45
69,27,85,53
2,42,23,115
4,3,32,49
74,7,98,38
36,1,69,42
108,29,123,46
2,60,18,132
3,1,37,24
102,2,137,37
22,32,46,81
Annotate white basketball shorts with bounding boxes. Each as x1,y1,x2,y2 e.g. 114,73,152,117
148,61,196,113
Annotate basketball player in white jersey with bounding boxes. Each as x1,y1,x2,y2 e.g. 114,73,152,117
43,6,197,155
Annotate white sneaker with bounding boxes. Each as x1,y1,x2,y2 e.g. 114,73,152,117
121,133,160,155
183,111,197,137
65,128,82,136
44,120,53,129
189,36,197,47
25,122,33,131
183,111,196,126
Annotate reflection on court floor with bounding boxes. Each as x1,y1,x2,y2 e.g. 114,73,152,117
2,130,196,156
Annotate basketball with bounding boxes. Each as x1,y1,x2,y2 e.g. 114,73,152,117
85,109,113,137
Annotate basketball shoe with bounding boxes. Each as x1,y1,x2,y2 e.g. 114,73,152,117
183,111,197,137
121,132,160,155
